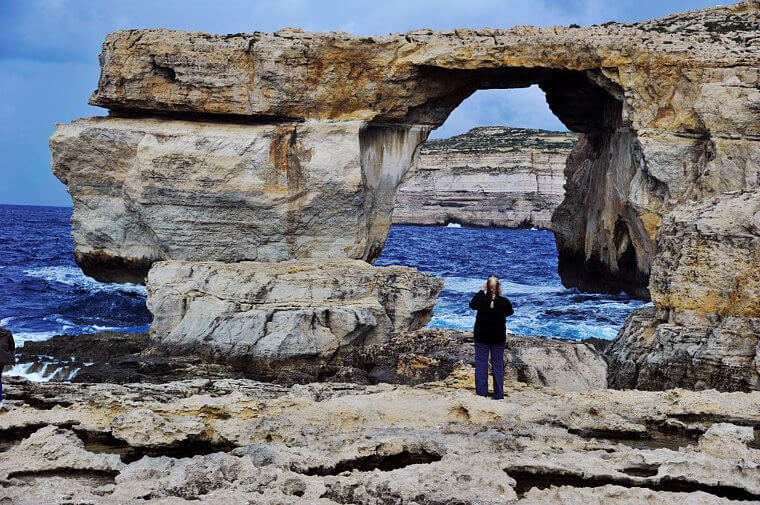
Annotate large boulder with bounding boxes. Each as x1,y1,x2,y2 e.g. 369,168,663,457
607,192,760,391
51,117,426,283
146,259,444,369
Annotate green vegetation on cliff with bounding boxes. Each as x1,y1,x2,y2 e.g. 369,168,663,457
422,126,578,155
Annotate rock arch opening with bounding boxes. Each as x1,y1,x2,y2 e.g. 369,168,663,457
366,66,653,299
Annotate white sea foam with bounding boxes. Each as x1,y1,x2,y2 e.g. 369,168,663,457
5,362,51,382
5,361,82,382
442,276,562,295
11,331,59,347
23,266,147,295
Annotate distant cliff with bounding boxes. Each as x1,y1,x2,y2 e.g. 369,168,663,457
392,127,577,229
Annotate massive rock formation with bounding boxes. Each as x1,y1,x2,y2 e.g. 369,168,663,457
607,191,760,392
53,1,760,290
51,117,426,283
146,259,443,367
392,126,576,228
50,2,760,389
4,376,760,504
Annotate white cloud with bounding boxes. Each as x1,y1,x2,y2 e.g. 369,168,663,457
429,86,568,139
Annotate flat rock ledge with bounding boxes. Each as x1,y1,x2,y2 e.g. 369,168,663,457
14,328,607,390
2,376,760,504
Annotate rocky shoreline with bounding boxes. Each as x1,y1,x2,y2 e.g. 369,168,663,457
5,327,760,503
13,328,607,389
3,369,760,504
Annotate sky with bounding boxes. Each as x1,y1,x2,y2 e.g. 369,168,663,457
0,0,721,207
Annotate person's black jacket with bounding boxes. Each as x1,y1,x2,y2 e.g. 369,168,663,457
469,290,514,344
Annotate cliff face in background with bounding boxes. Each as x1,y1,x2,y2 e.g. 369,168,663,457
392,127,577,229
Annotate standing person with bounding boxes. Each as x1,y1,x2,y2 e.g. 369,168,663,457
0,327,15,405
469,275,514,400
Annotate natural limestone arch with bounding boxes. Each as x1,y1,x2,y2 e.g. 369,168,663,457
51,1,760,390
359,67,652,299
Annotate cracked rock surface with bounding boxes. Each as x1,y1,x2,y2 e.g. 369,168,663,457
146,259,444,366
2,376,759,504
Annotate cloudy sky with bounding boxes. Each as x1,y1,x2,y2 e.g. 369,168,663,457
1,0,719,206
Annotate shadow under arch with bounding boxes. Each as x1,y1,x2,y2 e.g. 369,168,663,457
361,66,659,299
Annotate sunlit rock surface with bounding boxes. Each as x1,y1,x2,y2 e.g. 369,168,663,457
392,127,576,229
146,259,444,367
3,376,760,504
51,117,426,283
607,191,760,392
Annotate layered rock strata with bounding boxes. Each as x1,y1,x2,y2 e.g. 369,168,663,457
52,1,760,292
607,191,760,392
146,259,444,368
51,117,426,283
3,376,760,504
392,127,576,229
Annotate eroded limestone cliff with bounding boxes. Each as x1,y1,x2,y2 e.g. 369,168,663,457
49,1,760,390
392,126,576,229
53,1,760,293
606,192,760,392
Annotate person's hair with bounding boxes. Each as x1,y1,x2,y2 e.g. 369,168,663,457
487,275,500,309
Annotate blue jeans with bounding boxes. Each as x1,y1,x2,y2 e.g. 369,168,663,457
474,341,505,400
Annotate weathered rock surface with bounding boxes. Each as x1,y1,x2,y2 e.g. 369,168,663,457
356,327,607,392
146,259,444,368
13,327,606,390
392,127,576,229
54,2,760,293
3,376,760,504
607,191,760,392
51,117,426,282
0,425,124,482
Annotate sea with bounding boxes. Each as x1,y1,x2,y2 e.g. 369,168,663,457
0,204,645,380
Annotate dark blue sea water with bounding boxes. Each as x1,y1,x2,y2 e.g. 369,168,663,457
375,224,645,340
0,205,643,356
0,205,151,349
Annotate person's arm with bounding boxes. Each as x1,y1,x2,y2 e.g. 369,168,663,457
500,297,514,317
469,290,488,311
